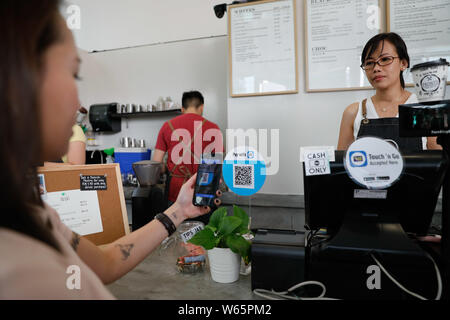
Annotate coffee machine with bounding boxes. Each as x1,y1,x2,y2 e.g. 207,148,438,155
131,161,166,231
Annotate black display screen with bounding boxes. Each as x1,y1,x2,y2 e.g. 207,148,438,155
399,100,450,137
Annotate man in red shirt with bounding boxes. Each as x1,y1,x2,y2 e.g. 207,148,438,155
153,91,223,221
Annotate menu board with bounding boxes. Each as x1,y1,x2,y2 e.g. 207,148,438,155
38,164,129,246
387,0,450,85
305,0,382,92
229,0,298,97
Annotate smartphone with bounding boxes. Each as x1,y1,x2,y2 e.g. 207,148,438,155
193,154,222,208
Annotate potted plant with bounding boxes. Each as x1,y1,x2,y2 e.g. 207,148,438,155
188,205,252,283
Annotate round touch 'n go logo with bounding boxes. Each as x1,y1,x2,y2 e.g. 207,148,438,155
345,137,404,190
349,151,368,167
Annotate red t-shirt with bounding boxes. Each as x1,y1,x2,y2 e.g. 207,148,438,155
155,113,223,202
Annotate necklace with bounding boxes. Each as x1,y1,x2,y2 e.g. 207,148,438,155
376,91,408,113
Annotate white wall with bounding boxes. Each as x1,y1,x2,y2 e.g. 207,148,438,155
227,1,450,195
75,0,450,196
73,1,229,151
77,36,228,150
69,0,228,52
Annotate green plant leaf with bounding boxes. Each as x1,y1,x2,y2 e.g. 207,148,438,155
217,236,227,248
238,229,252,236
208,207,227,229
188,228,216,250
225,234,251,264
217,216,241,236
233,205,250,233
224,234,239,254
205,225,217,233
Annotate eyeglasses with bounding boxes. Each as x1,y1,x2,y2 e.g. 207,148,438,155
361,56,399,70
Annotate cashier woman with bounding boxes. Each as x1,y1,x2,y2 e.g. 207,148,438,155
337,32,441,151
0,1,221,299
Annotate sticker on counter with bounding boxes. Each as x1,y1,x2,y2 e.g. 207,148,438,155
354,189,387,199
301,147,335,176
304,155,330,176
180,225,204,243
300,146,335,162
344,137,403,190
80,175,107,191
223,146,266,196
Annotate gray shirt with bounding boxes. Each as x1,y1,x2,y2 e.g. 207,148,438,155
0,205,115,300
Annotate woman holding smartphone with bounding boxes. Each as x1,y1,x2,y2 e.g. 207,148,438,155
337,32,441,151
0,0,221,299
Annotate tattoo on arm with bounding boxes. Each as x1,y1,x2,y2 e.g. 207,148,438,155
115,244,135,261
71,232,81,252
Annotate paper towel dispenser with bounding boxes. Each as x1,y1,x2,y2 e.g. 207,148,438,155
89,103,121,133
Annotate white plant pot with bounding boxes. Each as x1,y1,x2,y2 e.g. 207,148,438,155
207,248,241,283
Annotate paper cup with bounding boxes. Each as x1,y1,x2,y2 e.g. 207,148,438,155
411,58,449,102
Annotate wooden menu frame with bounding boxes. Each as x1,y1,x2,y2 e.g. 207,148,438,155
228,0,298,97
386,0,450,86
38,164,129,246
305,0,384,92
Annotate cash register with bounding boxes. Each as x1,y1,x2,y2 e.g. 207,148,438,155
251,100,450,300
304,100,450,300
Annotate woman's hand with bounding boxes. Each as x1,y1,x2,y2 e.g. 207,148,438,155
165,174,222,224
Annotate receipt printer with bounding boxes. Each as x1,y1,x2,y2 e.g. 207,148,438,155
89,103,121,133
251,229,306,291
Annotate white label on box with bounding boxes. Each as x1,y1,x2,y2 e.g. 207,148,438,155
302,148,332,176
354,189,387,199
300,146,335,162
180,225,204,243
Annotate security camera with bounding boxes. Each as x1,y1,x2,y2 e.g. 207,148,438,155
214,4,227,19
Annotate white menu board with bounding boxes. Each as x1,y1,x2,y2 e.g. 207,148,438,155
45,189,104,236
306,0,382,92
387,0,450,85
229,0,298,97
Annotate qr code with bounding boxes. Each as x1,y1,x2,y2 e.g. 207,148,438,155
233,164,254,189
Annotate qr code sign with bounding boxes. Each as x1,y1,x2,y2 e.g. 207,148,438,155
233,164,254,189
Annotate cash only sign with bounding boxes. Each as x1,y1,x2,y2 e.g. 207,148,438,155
344,137,404,189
